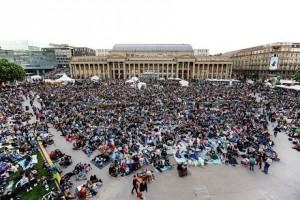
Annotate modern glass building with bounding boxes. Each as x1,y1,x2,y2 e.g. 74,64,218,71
0,40,47,51
0,48,57,75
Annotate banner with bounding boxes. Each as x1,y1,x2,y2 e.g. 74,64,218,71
269,57,279,70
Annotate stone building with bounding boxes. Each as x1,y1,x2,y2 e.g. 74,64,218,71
225,42,300,79
70,44,232,79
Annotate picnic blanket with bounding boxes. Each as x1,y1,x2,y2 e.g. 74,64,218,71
173,154,186,163
18,155,38,169
90,160,111,170
206,159,222,165
151,164,172,173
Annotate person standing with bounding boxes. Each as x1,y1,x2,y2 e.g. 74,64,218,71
131,175,139,194
249,155,256,171
263,157,272,174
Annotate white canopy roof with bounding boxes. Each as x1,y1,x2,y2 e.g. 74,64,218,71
54,73,75,83
44,79,53,83
31,75,42,80
206,79,240,82
125,79,135,83
179,80,189,86
137,82,147,90
90,75,100,80
275,85,300,91
131,77,139,82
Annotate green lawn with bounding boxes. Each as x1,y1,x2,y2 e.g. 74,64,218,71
6,152,57,200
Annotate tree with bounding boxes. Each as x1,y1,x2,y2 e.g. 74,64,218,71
0,59,26,82
294,67,300,82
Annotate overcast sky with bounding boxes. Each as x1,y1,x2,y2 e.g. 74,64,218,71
2,0,299,54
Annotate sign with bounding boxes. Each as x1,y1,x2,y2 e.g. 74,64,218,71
269,56,278,70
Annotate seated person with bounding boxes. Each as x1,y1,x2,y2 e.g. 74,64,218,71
90,174,102,184
109,164,118,177
175,149,182,158
86,180,97,196
20,175,32,192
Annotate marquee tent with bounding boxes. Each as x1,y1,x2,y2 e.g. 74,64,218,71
137,82,146,90
131,77,139,82
90,75,100,81
31,75,42,80
125,79,135,84
179,80,189,86
54,73,75,83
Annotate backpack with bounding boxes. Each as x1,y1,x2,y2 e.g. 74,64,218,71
250,158,256,165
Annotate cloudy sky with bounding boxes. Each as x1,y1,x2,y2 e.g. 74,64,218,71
2,0,299,54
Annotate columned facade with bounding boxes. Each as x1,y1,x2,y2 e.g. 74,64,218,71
70,44,232,79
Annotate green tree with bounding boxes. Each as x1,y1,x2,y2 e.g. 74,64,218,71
294,67,300,82
0,59,26,82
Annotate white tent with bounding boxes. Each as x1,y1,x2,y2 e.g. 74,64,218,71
90,75,100,81
131,77,139,82
54,73,75,83
174,78,182,81
179,80,189,86
125,79,135,84
44,79,53,83
159,78,165,80
275,85,300,91
31,75,42,80
167,77,174,80
246,80,254,84
137,82,146,90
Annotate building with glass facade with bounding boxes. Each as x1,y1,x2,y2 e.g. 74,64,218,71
0,40,47,51
0,48,57,75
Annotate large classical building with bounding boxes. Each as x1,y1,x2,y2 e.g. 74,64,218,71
70,44,232,79
225,42,300,79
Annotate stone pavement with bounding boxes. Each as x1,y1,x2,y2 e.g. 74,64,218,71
22,96,300,200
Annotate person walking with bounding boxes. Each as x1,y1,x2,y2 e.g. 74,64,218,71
138,180,148,199
131,175,139,194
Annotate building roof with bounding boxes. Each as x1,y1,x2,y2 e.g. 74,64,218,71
112,44,193,52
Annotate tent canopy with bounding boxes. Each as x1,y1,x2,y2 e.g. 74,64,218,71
90,75,100,80
54,73,75,83
137,82,146,90
131,77,139,82
179,80,189,86
31,75,42,80
125,79,135,83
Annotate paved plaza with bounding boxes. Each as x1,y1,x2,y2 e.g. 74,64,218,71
23,97,300,200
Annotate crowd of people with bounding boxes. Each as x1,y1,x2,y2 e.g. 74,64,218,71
0,78,299,199
0,85,57,200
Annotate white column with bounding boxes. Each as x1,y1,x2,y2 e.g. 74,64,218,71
192,62,195,79
181,62,184,79
176,63,179,78
117,62,120,79
123,63,126,79
129,64,131,78
166,63,169,78
221,64,224,79
142,63,145,73
107,63,111,79
211,64,214,79
206,64,209,78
